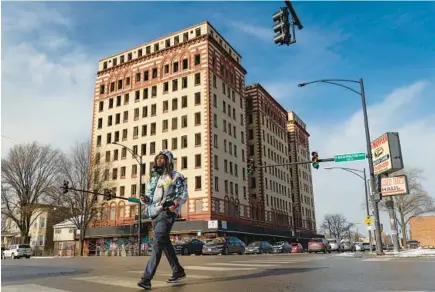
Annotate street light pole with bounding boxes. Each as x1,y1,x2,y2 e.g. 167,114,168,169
112,142,143,256
298,78,384,255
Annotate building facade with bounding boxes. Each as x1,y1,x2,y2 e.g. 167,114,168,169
245,84,293,228
409,211,435,247
87,22,320,253
287,111,317,233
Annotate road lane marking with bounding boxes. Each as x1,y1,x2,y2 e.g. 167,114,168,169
128,271,211,278
362,258,394,262
207,263,279,267
184,266,256,271
2,284,70,292
71,275,173,288
233,260,310,264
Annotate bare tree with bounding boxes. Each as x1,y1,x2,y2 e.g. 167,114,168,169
320,214,354,240
1,142,63,243
380,168,434,245
47,141,113,256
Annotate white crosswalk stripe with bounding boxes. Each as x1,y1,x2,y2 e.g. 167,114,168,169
362,258,394,262
207,263,279,267
2,284,70,292
184,265,256,271
71,275,175,288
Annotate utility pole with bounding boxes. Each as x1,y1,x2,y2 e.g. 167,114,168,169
385,196,401,252
363,169,373,251
360,79,384,255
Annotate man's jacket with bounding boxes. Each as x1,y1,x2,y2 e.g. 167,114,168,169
144,170,188,218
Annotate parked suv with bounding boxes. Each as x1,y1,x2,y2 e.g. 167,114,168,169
2,244,32,259
327,239,339,252
308,238,331,253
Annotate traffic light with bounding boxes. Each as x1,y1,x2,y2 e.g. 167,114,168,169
311,151,319,169
247,159,255,175
62,181,69,194
104,189,112,200
272,7,291,45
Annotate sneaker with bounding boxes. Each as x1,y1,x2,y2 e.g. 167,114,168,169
137,279,151,290
167,272,186,283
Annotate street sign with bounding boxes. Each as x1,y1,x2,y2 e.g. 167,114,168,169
334,152,366,163
364,216,374,226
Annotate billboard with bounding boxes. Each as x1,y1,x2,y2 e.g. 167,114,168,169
371,132,404,175
381,175,409,196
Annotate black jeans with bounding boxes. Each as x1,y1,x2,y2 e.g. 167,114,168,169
143,211,184,280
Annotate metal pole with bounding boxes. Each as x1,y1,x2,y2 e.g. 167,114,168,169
138,156,143,256
385,197,401,252
360,78,384,255
363,169,373,251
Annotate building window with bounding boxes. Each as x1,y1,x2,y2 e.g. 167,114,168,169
181,115,188,128
195,176,202,190
181,156,187,169
195,154,201,168
181,135,188,148
214,176,219,191
194,73,201,85
182,77,188,88
194,92,201,105
194,112,201,125
194,54,201,65
195,133,201,146
181,96,187,108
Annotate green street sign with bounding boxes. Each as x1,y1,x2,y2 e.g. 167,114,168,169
334,152,366,163
128,197,141,204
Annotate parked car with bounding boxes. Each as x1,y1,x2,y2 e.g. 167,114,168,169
308,238,331,253
2,244,32,259
353,242,362,252
291,243,304,253
245,241,273,254
272,241,292,253
407,240,420,249
339,240,354,252
327,239,340,252
362,243,372,251
173,238,204,255
202,237,245,255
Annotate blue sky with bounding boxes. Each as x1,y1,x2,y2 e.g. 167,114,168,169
2,1,435,233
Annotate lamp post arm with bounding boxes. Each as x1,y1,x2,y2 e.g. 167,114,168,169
320,81,362,96
113,142,141,165
326,167,365,180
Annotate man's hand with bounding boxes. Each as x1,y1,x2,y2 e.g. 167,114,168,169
140,196,149,204
168,200,179,212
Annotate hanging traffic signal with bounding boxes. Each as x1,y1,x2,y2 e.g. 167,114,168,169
311,151,319,169
104,189,112,200
272,7,291,45
62,181,69,194
247,159,255,175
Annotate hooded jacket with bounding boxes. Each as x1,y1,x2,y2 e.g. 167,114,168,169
143,150,189,219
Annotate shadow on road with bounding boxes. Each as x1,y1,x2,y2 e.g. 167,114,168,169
1,265,92,282
164,267,326,290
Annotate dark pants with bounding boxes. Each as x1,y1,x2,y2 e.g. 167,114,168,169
143,211,184,280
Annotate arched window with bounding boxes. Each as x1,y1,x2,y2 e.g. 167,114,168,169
224,195,230,216
109,202,116,220
118,201,125,219
101,204,108,221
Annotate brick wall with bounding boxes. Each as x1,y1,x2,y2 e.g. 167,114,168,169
409,216,435,246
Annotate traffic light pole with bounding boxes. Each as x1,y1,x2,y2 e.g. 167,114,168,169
60,182,143,255
252,157,334,169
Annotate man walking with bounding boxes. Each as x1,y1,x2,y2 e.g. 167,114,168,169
138,150,188,290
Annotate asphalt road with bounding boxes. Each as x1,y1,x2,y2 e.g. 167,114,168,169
1,253,434,292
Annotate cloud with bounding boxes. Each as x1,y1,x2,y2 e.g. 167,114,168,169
226,20,273,42
309,80,435,232
1,3,95,156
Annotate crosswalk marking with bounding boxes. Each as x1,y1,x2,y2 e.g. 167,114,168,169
232,260,309,264
71,275,173,288
362,258,394,262
2,284,70,292
128,271,211,278
207,263,279,267
184,265,256,271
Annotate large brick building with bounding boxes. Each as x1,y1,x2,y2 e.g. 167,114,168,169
409,211,435,247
